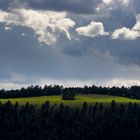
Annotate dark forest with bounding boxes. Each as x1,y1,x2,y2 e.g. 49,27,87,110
0,85,140,99
0,100,140,140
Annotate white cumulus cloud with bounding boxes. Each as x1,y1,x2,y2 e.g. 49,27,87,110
76,21,109,37
111,13,140,40
0,9,75,45
133,14,140,31
111,27,140,40
102,0,129,5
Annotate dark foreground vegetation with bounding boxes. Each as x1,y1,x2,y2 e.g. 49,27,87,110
1,85,140,99
0,101,140,140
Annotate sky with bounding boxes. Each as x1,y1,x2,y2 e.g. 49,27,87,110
0,0,140,89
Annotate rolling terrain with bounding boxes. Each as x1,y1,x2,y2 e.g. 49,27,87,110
0,94,140,107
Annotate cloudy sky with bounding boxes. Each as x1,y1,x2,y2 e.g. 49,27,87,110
0,0,140,89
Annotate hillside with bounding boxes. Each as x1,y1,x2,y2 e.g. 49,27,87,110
0,94,140,107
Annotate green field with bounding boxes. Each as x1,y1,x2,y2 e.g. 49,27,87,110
0,94,140,107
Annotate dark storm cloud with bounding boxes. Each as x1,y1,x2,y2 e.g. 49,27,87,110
0,0,102,14
26,0,102,14
129,0,140,14
0,24,126,83
59,29,140,67
0,0,20,10
0,0,12,9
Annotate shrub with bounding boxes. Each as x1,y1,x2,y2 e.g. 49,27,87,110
62,92,76,100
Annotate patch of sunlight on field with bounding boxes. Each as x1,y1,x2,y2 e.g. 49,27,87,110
0,94,140,107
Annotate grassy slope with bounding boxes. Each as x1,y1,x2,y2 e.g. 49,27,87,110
0,94,140,107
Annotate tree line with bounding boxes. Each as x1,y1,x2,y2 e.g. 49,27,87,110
0,85,140,99
0,101,140,140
